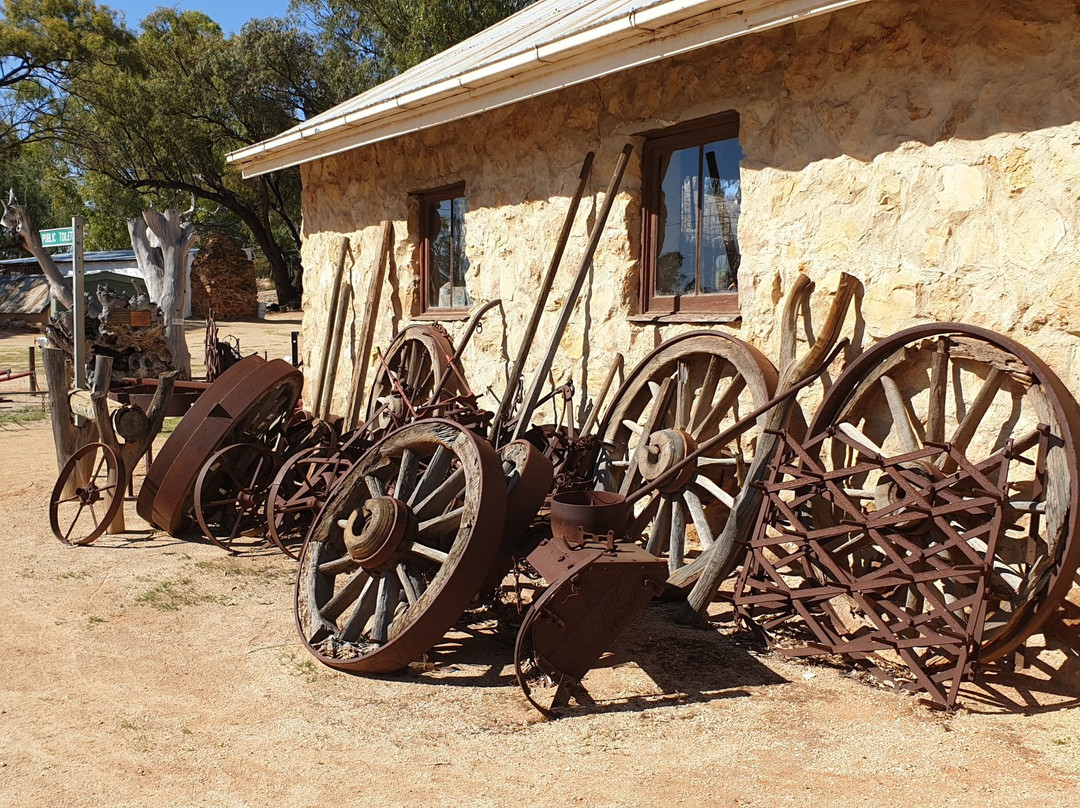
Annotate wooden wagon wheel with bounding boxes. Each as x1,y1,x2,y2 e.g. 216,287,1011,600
193,442,278,553
802,323,1080,663
594,331,778,583
364,325,468,429
266,447,356,559
50,442,127,546
295,418,507,673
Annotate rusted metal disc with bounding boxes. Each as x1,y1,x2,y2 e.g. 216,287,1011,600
137,355,302,534
594,330,779,583
50,442,127,546
295,418,507,673
806,322,1080,663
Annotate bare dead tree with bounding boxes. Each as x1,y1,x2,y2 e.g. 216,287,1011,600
127,205,198,378
0,190,75,309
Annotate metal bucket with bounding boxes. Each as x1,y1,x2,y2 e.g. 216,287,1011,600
549,490,628,542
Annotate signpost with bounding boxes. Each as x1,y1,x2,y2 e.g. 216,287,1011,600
39,219,86,393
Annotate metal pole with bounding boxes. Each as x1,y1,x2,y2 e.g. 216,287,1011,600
72,216,86,390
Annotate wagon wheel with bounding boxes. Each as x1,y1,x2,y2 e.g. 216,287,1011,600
295,419,507,673
595,331,778,583
804,323,1080,662
50,442,127,546
364,325,468,430
193,442,278,553
266,447,356,559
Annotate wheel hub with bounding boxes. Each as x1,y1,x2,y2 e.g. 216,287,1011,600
343,496,411,569
873,461,940,533
639,429,697,493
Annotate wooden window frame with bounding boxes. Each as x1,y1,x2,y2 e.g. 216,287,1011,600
639,112,742,319
416,181,470,318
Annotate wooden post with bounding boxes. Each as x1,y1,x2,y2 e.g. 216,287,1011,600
346,222,393,429
319,283,353,420
28,346,37,392
311,239,350,417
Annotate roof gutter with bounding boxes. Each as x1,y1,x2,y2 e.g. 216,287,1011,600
229,0,870,177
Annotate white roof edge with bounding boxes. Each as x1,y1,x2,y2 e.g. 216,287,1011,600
229,0,870,177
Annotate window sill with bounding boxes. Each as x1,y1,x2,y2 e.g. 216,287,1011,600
413,309,472,322
630,312,742,325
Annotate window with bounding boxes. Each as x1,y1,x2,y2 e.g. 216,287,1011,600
640,112,743,317
418,183,471,312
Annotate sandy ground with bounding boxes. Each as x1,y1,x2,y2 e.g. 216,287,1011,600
2,318,1080,807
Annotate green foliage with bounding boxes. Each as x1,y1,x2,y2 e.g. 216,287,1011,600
1,0,531,296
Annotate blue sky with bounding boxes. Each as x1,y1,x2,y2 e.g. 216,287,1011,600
105,0,294,35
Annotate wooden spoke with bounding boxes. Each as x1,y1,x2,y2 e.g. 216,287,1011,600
694,474,734,509
365,474,385,498
418,506,465,540
837,422,885,455
408,446,451,506
688,355,723,435
407,542,449,565
692,375,747,441
668,500,687,572
879,374,921,453
321,570,372,621
397,563,422,606
683,488,714,549
413,467,466,521
394,448,418,500
371,575,402,644
675,360,691,429
926,339,949,444
645,498,672,556
338,576,380,643
319,555,358,576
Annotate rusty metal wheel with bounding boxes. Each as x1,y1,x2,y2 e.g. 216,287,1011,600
595,331,778,582
137,356,302,534
364,325,467,429
267,447,356,559
193,442,277,553
50,442,127,546
295,419,507,673
801,323,1080,663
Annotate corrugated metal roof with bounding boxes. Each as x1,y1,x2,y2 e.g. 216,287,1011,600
228,0,870,177
0,275,49,315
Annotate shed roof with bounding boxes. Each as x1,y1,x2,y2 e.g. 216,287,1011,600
0,275,49,315
228,0,870,177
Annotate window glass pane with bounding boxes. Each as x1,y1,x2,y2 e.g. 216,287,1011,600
654,146,699,296
451,196,470,307
426,196,470,309
699,139,742,294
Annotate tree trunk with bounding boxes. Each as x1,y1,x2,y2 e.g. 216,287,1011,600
129,208,198,379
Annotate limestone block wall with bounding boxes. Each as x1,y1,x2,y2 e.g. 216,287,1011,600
298,0,1080,429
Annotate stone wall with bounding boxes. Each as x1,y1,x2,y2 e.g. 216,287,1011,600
190,233,259,320
297,0,1080,427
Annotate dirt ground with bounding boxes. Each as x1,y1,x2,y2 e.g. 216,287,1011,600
2,317,1080,807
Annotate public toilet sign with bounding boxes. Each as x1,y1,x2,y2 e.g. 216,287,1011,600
39,227,75,248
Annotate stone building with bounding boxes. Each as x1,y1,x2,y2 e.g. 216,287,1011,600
229,0,1080,421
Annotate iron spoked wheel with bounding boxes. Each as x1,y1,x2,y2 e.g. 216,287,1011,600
50,442,126,546
193,442,278,553
295,419,507,673
803,323,1080,662
364,325,466,430
595,331,778,582
267,447,356,560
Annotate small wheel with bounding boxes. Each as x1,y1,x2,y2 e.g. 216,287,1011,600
193,442,278,553
595,331,778,583
295,419,507,673
364,325,468,429
50,443,126,546
267,447,356,559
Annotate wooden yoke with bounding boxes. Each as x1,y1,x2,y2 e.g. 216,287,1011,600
44,348,178,534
